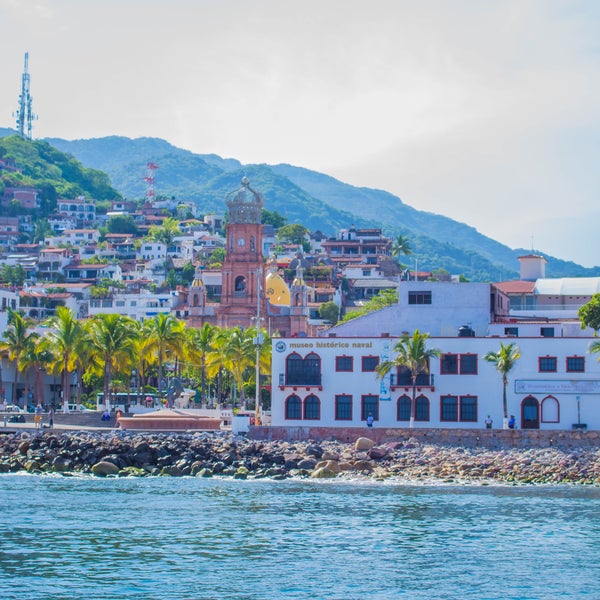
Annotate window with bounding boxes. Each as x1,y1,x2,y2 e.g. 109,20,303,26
504,327,519,336
540,327,554,338
441,395,458,421
285,395,301,420
286,352,322,385
397,395,411,421
441,354,458,374
361,395,379,421
539,356,557,372
397,365,430,386
460,396,478,422
415,396,430,421
541,396,559,423
408,291,432,305
459,354,477,374
335,395,352,420
566,356,585,373
304,395,320,420
361,356,379,372
336,356,353,372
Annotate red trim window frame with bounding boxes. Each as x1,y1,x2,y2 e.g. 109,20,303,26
335,355,353,372
566,356,585,373
440,353,458,375
538,356,557,373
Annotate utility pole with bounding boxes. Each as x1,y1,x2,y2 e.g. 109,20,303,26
253,267,264,426
14,52,37,140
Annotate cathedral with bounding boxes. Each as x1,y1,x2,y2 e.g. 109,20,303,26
186,177,312,336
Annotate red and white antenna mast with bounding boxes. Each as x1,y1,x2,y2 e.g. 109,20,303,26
144,162,159,203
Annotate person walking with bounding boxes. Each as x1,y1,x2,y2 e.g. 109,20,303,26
34,403,43,430
508,415,516,429
48,406,54,429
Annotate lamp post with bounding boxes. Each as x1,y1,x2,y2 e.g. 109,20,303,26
253,266,264,426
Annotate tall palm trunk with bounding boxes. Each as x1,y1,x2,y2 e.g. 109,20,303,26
410,376,417,429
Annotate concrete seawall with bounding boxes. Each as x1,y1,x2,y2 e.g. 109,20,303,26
250,426,600,450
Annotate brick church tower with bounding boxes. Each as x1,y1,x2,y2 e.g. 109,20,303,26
216,177,266,328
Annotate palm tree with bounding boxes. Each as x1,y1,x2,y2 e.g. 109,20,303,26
391,234,412,260
376,329,440,428
186,322,215,405
0,309,39,408
221,327,257,407
484,342,521,429
21,340,53,410
88,314,137,410
590,340,600,359
143,313,186,402
41,306,83,412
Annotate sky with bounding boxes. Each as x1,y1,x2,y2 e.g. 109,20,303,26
1,0,599,267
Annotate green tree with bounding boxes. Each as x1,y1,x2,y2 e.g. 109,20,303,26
318,301,339,325
0,309,39,407
186,323,215,404
484,342,521,428
341,288,398,323
221,327,257,406
391,234,412,260
181,261,196,286
106,214,138,235
88,314,137,410
143,313,186,402
376,330,440,428
590,340,600,362
148,217,180,247
41,306,83,412
33,218,53,243
261,209,287,229
276,223,309,246
0,265,26,287
578,293,600,334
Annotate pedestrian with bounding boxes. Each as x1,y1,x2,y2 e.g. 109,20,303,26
366,413,374,427
48,406,54,429
34,403,43,430
484,415,493,429
508,415,516,429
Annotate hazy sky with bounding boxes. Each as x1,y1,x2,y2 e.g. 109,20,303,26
1,0,599,267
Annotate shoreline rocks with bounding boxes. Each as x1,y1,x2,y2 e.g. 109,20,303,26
0,431,599,485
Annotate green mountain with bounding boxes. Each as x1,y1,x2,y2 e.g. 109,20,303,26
0,134,121,210
3,131,598,280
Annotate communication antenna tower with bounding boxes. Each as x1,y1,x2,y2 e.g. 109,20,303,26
14,52,37,140
144,162,159,203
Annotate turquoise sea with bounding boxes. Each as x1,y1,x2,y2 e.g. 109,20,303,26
1,475,599,599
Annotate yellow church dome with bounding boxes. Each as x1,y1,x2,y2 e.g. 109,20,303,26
265,270,291,307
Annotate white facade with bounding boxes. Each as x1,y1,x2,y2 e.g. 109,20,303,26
271,335,600,430
88,291,174,321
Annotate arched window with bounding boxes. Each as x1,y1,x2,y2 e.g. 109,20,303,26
415,396,430,421
541,396,560,423
285,352,321,386
285,395,302,420
250,236,255,252
397,395,411,421
234,275,246,292
521,396,540,429
304,394,320,420
192,293,199,307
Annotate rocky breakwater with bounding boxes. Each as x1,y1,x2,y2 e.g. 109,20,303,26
1,431,600,484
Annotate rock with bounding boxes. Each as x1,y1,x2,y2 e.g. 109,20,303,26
160,465,183,477
91,461,120,476
321,451,340,461
368,446,388,460
197,468,213,477
311,467,337,478
52,456,73,472
352,460,374,472
355,437,375,451
306,444,324,459
297,458,318,470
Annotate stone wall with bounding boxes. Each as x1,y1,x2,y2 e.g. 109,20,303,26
250,426,600,450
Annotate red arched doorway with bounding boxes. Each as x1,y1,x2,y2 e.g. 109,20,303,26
521,396,539,429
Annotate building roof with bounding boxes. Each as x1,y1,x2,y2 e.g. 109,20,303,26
535,278,600,296
494,280,536,294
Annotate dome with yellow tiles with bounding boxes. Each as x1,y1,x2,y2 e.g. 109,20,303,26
264,257,291,307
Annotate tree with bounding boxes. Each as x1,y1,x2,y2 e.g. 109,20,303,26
88,314,137,410
221,327,257,406
261,209,287,229
589,340,600,362
41,306,83,412
319,301,339,325
181,261,196,286
376,330,440,428
391,234,412,260
186,323,215,404
143,314,186,403
0,309,39,407
579,293,600,334
148,217,180,247
106,214,138,235
276,223,310,246
484,342,521,428
32,218,53,243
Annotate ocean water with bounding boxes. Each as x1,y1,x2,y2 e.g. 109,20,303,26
1,476,599,600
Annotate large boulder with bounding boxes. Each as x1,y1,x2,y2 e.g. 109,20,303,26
355,437,375,451
91,461,120,477
311,467,337,479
